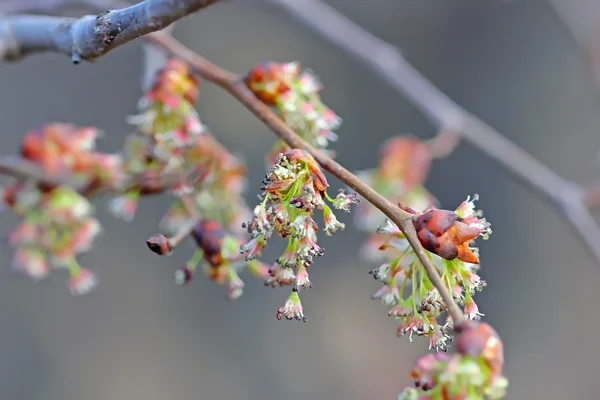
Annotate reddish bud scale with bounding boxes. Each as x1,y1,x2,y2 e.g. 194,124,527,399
284,149,328,191
245,62,294,106
191,219,226,267
413,209,481,264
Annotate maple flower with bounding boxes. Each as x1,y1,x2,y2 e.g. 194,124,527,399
367,196,490,351
399,322,507,400
245,62,341,164
241,148,359,320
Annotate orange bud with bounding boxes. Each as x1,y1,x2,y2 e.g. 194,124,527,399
413,209,481,264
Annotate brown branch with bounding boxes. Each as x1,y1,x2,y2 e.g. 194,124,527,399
0,0,222,62
145,32,466,324
266,0,600,265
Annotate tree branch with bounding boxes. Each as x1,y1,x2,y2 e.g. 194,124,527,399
145,31,466,324
0,155,87,188
266,0,600,265
0,0,221,62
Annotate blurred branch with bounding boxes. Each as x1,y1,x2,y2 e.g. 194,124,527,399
548,0,600,86
267,0,600,265
146,31,467,325
0,0,129,15
0,0,220,62
0,154,191,198
0,155,86,188
426,129,461,160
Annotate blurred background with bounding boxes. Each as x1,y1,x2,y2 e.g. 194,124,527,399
0,0,599,399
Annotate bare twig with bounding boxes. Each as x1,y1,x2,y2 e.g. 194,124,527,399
0,0,221,62
267,0,600,264
146,32,466,324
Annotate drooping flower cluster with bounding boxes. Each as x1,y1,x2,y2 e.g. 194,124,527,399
148,219,270,300
241,148,359,320
369,196,491,351
399,322,507,400
245,62,342,164
109,58,205,221
116,59,262,298
1,124,121,294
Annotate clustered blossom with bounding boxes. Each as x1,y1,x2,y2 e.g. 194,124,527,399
245,62,342,164
1,124,120,294
115,59,262,297
241,148,359,321
369,196,491,351
399,321,507,400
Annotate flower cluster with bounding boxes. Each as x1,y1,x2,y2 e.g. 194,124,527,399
241,148,359,321
245,62,342,164
399,322,507,400
155,219,270,300
369,196,491,351
1,124,120,294
119,59,262,297
109,59,205,221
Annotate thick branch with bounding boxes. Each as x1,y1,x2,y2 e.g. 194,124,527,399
267,0,600,265
0,0,221,62
146,32,466,324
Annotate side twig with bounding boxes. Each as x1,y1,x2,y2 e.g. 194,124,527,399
145,32,466,324
0,0,221,62
267,0,600,264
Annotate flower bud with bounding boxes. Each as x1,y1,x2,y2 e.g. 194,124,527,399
146,234,172,256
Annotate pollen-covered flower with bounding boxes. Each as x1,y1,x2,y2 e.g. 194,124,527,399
245,62,341,164
367,196,491,350
399,322,507,400
241,149,358,320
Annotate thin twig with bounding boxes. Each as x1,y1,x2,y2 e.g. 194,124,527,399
0,0,222,62
267,0,600,264
146,31,466,324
